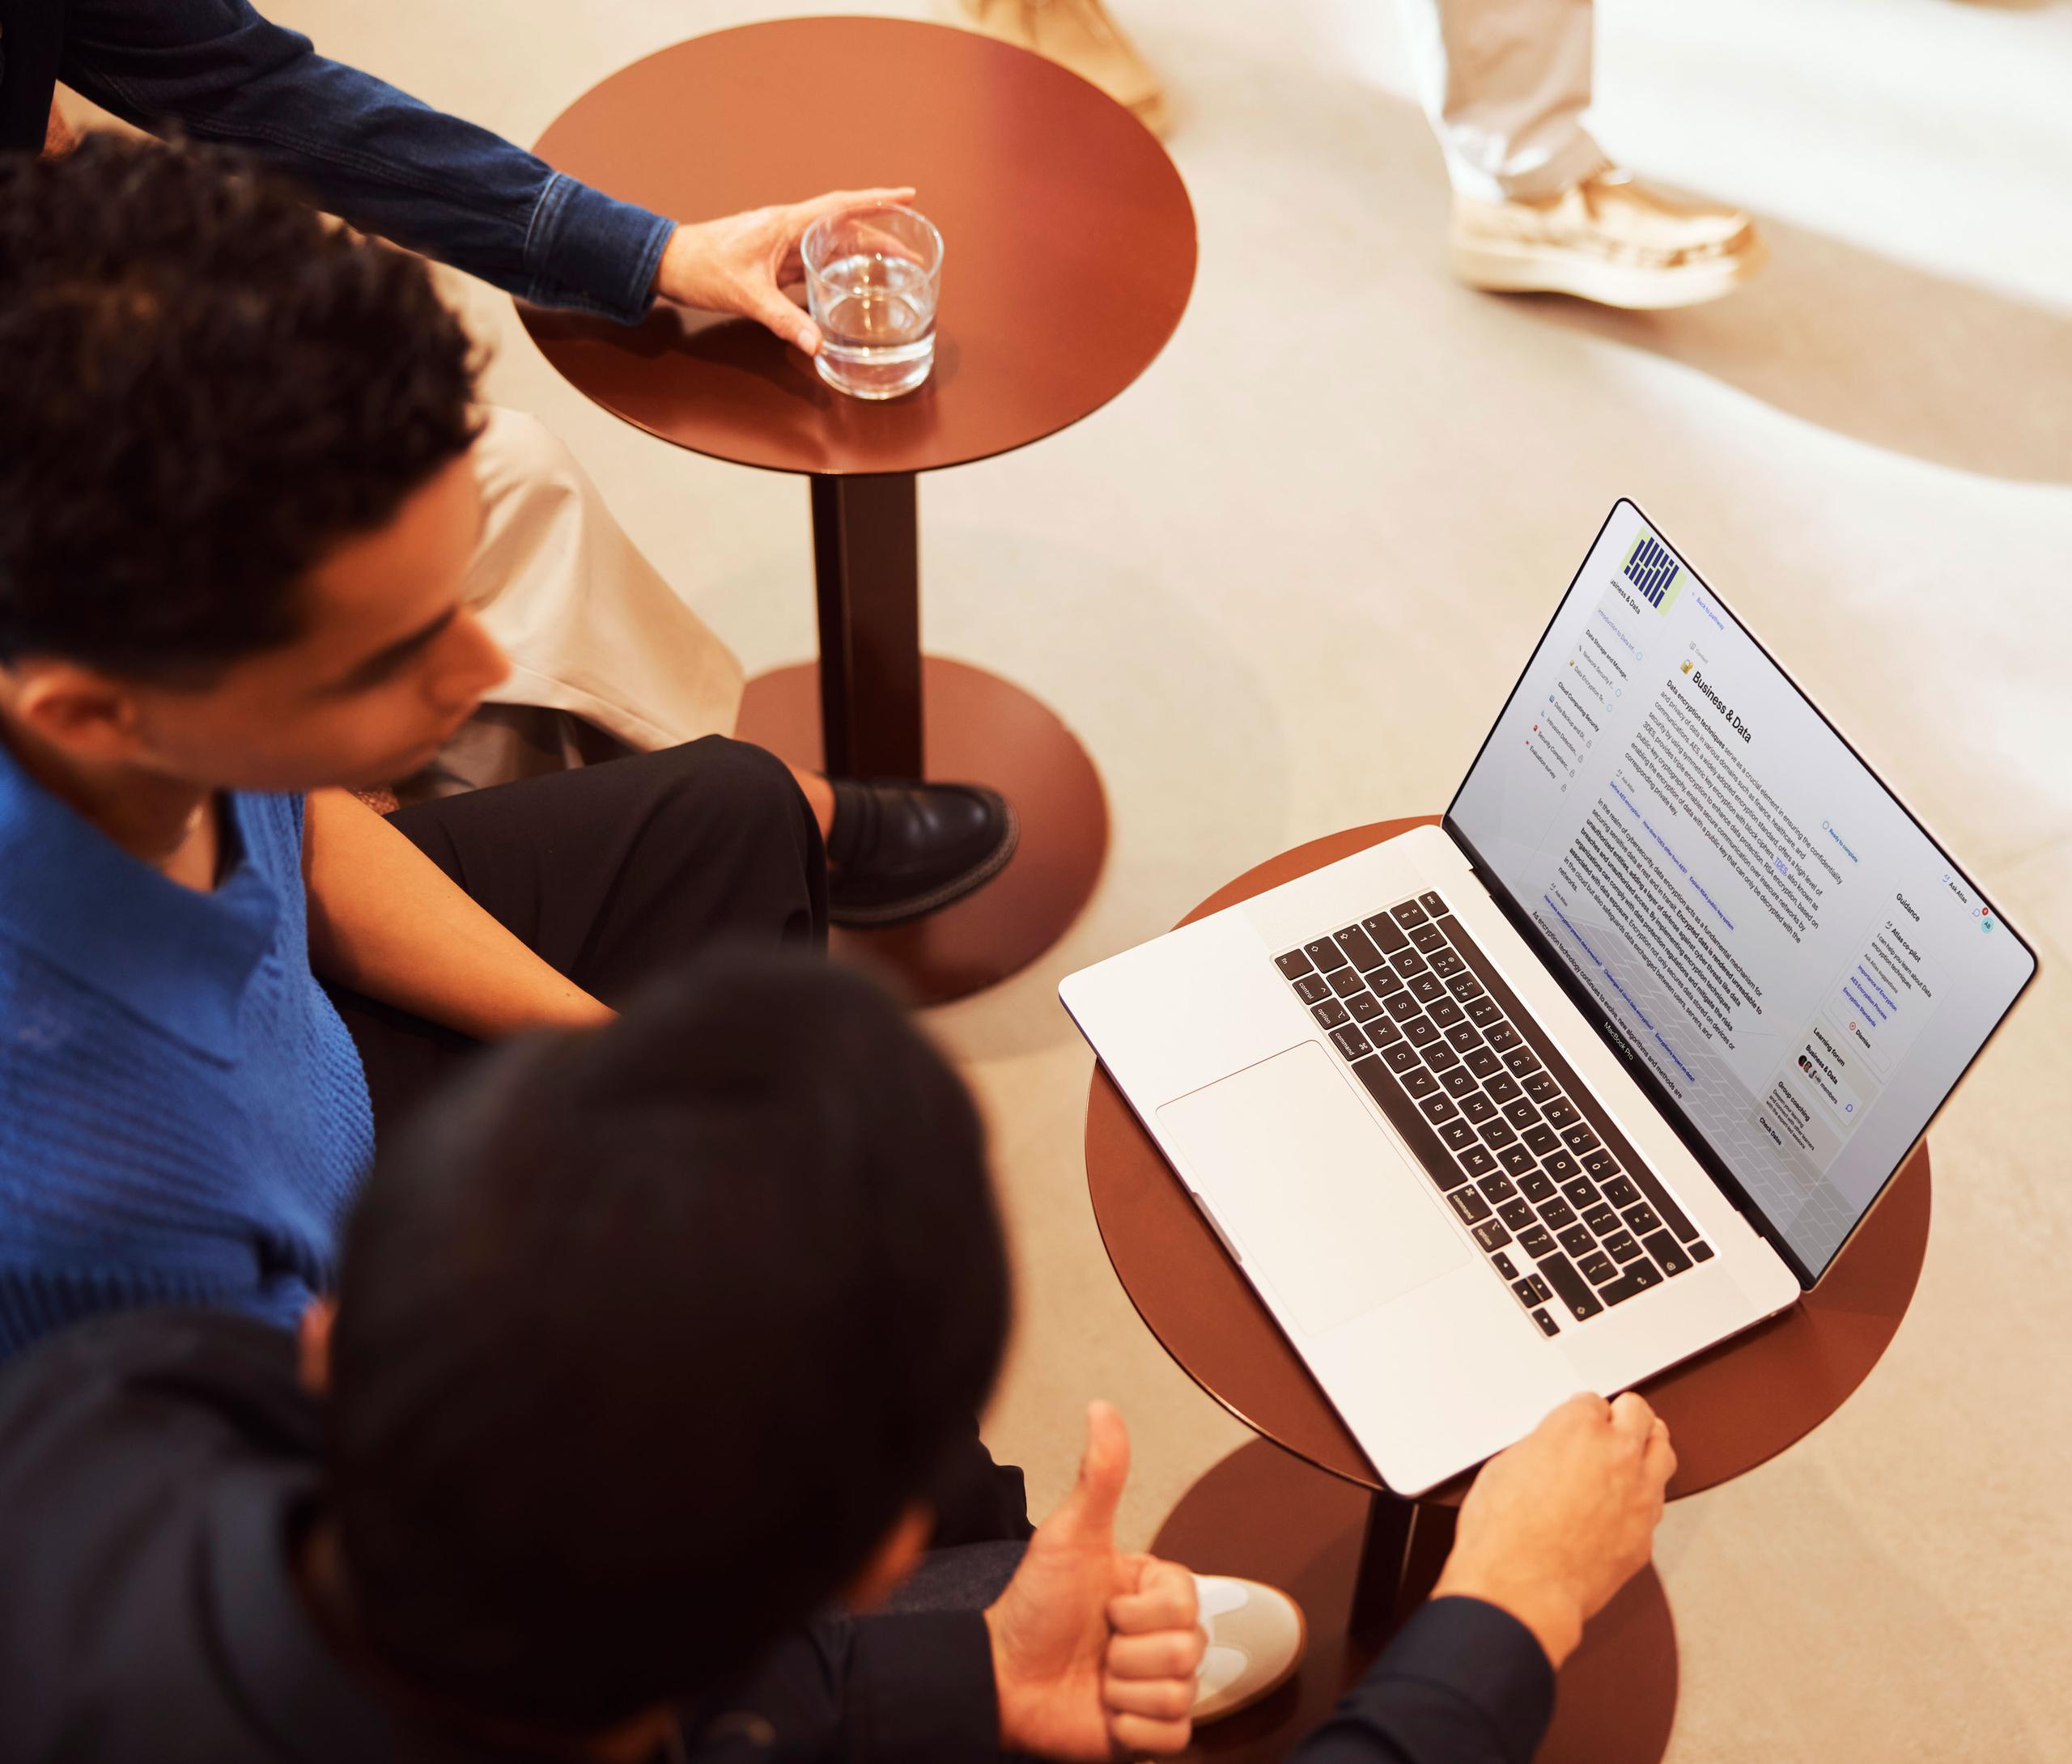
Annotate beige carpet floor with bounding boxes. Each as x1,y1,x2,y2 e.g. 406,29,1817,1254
261,0,2072,1753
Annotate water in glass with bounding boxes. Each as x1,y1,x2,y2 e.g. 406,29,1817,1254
804,206,943,400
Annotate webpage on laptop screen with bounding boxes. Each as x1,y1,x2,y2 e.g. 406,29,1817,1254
1450,503,2035,1278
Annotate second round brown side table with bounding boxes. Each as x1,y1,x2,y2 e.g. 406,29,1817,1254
1086,816,1933,1760
517,17,1196,1003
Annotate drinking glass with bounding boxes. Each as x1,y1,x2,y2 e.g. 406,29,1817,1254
801,205,944,400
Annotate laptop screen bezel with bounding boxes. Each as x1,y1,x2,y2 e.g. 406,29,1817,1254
1441,498,2039,1288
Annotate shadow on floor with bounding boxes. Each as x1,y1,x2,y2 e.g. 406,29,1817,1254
909,523,1297,1058
1170,40,2072,486
1506,211,2072,486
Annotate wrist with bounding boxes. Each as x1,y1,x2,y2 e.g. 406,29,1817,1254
651,223,689,303
1429,1565,1584,1669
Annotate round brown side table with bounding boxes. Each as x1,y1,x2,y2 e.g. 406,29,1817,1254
1086,817,1932,1761
517,17,1196,1003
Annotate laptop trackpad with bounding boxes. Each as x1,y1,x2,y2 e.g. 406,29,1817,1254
1159,1043,1471,1338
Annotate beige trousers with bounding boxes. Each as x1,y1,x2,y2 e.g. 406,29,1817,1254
409,407,747,799
1395,0,1608,201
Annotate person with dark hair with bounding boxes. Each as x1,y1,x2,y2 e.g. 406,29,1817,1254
324,956,1021,1729
6,0,1015,916
0,952,1678,1763
0,137,841,1375
0,954,1205,1759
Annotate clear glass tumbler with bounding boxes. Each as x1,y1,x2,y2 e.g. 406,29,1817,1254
801,205,944,401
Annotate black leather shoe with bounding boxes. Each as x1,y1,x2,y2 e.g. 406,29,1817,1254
826,779,1018,927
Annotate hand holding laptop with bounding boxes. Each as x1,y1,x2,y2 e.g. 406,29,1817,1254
1434,1391,1676,1669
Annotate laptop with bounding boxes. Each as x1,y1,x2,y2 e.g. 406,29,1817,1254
1061,501,2037,1495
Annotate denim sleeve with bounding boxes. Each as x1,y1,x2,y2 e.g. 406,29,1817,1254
56,0,673,323
1288,1597,1556,1764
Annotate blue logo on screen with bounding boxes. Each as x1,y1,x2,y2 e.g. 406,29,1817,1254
1623,531,1682,611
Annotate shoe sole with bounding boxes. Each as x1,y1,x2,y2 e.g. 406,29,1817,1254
827,795,1021,930
1450,231,1768,310
1191,1579,1310,1725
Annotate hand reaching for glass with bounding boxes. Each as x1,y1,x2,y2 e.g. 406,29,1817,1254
650,185,918,356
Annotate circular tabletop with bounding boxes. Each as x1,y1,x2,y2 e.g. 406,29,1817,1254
518,17,1197,477
1087,817,1934,1501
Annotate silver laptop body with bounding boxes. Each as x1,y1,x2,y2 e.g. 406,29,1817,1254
1062,502,2036,1495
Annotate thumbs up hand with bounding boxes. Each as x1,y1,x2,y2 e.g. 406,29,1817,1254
984,1403,1204,1758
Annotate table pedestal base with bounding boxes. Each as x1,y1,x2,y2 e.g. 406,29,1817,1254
736,655,1107,1004
1151,1440,1678,1762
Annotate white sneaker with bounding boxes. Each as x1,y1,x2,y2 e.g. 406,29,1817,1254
1450,167,1766,310
1190,1575,1307,1724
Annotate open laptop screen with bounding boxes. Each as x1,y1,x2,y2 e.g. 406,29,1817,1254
1447,501,2036,1283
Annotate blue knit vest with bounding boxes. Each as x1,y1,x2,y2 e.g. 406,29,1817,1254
0,745,373,1360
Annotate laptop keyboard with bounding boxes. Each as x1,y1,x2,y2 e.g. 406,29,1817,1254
1275,890,1713,1337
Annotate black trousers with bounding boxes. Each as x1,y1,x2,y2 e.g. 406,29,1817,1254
326,736,1030,1545
328,736,827,1134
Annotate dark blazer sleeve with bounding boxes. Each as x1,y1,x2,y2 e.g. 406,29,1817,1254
1,0,70,149
689,1609,1002,1764
1287,1597,1556,1764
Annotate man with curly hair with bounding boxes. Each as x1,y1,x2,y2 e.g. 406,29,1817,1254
0,138,1029,1569
3,0,1017,924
